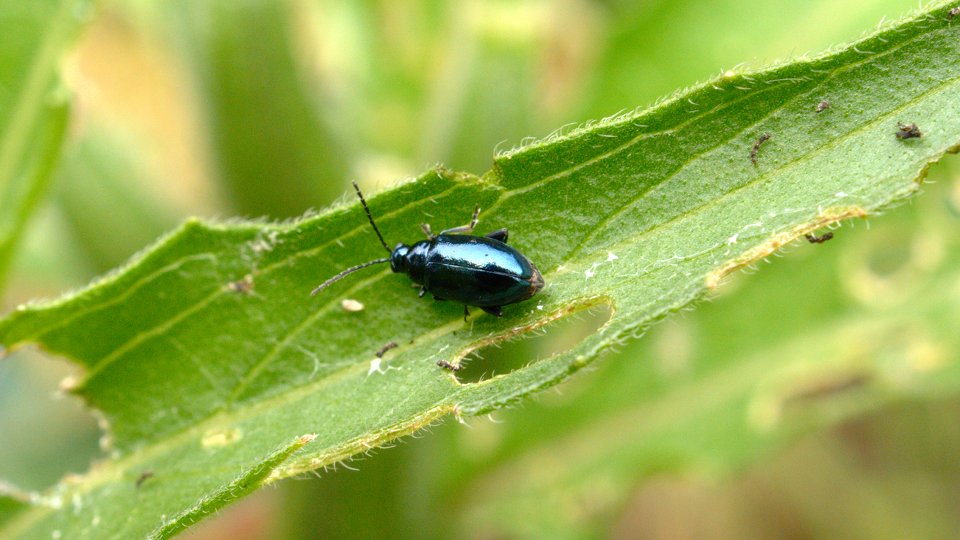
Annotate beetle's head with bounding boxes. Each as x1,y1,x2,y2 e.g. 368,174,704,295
389,243,409,273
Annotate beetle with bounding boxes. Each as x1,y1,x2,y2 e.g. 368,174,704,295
310,182,544,320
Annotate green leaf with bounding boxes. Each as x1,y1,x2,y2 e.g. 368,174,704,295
149,434,314,539
2,2,960,537
0,0,88,289
278,166,960,538
453,189,960,537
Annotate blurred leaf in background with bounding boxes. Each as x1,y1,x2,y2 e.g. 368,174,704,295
173,0,350,218
2,0,960,538
0,0,97,495
0,0,82,289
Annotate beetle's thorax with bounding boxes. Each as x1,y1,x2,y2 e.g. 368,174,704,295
390,240,431,283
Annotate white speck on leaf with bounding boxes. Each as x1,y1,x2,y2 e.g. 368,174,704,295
607,252,619,261
341,299,364,312
367,356,400,377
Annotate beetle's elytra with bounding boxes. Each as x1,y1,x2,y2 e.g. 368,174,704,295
311,182,544,320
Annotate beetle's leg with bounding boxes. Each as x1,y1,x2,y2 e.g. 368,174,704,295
481,305,503,317
485,228,508,243
440,205,480,235
463,305,470,322
420,223,435,240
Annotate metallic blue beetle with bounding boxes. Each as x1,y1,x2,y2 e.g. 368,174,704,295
311,182,544,320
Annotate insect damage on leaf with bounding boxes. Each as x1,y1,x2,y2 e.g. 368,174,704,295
896,122,923,139
3,2,960,538
707,207,868,289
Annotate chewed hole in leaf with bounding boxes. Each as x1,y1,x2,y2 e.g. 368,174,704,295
0,348,99,490
455,303,613,384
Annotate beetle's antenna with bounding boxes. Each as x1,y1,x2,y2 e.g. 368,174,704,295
310,257,390,296
352,181,392,254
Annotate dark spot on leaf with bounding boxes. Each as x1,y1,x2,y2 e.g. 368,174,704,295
227,275,254,294
895,122,922,140
375,341,398,358
436,359,462,371
805,232,834,244
750,132,772,166
136,471,155,488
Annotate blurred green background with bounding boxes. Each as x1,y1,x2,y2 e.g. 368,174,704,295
2,0,959,538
